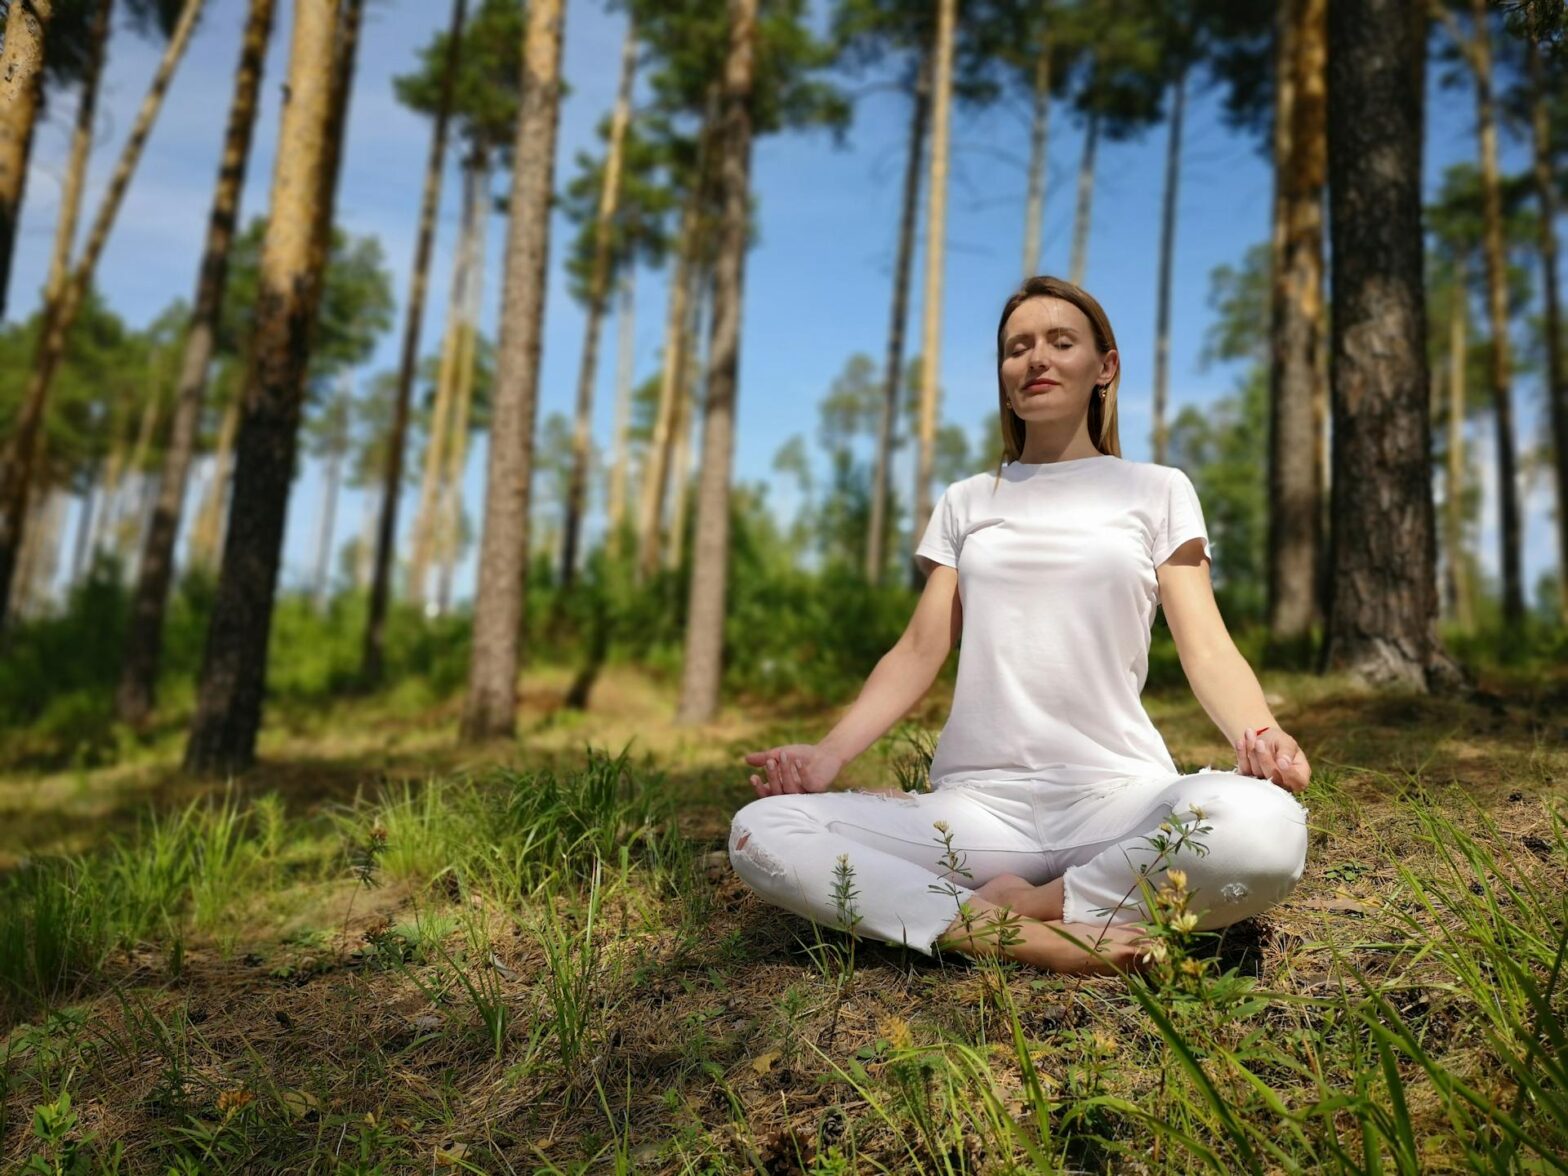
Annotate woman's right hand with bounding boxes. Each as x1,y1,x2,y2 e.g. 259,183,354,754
743,743,843,797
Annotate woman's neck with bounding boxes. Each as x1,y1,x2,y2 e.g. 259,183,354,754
1016,423,1100,464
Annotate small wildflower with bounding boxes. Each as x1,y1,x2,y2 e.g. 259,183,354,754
932,820,950,834
1188,804,1206,821
1173,912,1200,934
1090,1030,1119,1055
1166,868,1188,893
217,1088,254,1117
880,1016,914,1050
1140,939,1169,965
1180,959,1204,978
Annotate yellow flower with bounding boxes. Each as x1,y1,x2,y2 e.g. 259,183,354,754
1166,869,1188,892
879,1016,914,1050
1140,939,1169,964
1173,913,1200,934
1180,959,1204,977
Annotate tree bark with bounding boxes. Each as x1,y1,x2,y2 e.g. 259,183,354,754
460,0,566,742
1320,0,1460,691
1020,30,1050,279
184,0,352,776
1151,65,1186,467
1267,0,1326,653
1467,0,1523,629
1525,8,1566,625
0,0,202,628
0,0,55,321
561,15,636,588
363,0,466,682
1444,255,1472,629
909,0,955,591
866,56,928,586
675,0,757,725
605,269,635,557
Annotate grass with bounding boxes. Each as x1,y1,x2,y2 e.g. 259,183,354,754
0,652,1564,1172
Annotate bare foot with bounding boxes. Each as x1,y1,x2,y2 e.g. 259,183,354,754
939,898,1150,975
973,874,1064,923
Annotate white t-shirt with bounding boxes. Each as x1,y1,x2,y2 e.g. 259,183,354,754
914,453,1212,790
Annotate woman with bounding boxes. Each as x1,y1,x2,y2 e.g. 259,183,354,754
730,276,1310,974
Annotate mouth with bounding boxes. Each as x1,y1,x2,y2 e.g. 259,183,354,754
1022,379,1059,393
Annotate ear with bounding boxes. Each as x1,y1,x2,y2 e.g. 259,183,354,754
1099,348,1119,386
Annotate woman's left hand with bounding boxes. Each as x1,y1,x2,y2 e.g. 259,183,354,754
1235,725,1310,794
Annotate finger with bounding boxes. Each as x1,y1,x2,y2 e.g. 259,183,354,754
1246,729,1267,779
1234,738,1248,776
775,753,794,795
789,754,805,792
1257,740,1283,786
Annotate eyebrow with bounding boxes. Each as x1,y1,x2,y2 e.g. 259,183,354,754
1005,327,1079,346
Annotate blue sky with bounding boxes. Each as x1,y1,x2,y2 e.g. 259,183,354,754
10,0,1560,606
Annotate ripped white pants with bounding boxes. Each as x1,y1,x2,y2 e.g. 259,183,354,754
728,770,1309,956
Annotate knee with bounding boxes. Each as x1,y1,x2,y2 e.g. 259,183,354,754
728,795,809,885
1178,776,1308,925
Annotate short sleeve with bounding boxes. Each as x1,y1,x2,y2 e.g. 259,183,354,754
914,485,960,576
1153,468,1213,567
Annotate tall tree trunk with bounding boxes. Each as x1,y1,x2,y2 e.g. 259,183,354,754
0,0,55,321
1020,30,1051,278
363,0,466,683
189,393,239,569
1267,0,1326,653
436,152,489,615
0,0,202,628
8,488,52,622
407,156,478,609
866,56,928,586
664,270,706,573
460,0,566,742
561,16,637,588
1068,68,1098,289
1151,65,1186,467
1444,256,1472,630
1467,0,1523,629
117,0,274,725
605,269,635,558
184,0,353,777
1321,0,1460,691
675,0,756,725
1525,9,1566,625
909,0,955,591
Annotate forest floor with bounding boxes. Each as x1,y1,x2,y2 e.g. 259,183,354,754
1,657,1565,1173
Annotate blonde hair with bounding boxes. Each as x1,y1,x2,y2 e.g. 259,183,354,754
992,275,1123,470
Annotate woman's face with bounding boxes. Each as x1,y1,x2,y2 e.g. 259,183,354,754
999,296,1118,427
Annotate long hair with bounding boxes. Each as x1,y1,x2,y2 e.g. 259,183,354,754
993,275,1122,467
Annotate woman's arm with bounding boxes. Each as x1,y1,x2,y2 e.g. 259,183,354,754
746,565,961,796
1156,538,1310,792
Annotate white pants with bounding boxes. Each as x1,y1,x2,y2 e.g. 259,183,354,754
728,770,1309,956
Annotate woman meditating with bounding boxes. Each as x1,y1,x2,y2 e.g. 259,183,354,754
730,276,1310,974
